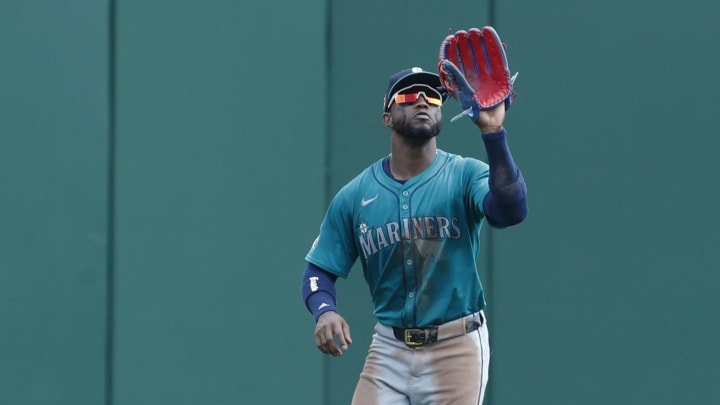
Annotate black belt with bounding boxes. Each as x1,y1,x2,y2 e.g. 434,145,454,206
392,312,484,347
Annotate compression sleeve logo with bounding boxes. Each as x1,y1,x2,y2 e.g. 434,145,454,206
309,276,319,292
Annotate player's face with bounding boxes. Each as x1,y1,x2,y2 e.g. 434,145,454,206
388,87,442,140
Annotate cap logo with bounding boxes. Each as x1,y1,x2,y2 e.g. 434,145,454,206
411,67,423,73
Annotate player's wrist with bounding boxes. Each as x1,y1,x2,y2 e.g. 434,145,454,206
479,124,504,135
315,307,337,322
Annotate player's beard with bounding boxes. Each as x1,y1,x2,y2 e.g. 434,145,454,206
392,115,442,141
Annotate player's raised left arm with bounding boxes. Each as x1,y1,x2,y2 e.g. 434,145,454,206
477,104,528,228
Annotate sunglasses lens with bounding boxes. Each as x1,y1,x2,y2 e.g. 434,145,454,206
394,85,442,106
395,93,419,104
424,95,443,106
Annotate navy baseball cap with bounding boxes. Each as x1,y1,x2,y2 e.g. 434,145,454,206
383,67,445,112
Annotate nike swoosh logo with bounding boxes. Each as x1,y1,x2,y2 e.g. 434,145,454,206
318,303,330,310
361,195,378,207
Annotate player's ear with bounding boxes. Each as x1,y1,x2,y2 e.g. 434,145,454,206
383,112,393,128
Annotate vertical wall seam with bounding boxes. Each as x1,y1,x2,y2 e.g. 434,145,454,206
105,0,117,404
323,2,333,208
486,0,496,312
485,2,496,405
322,1,333,404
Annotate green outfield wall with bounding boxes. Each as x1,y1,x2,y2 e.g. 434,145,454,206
1,0,719,404
0,1,110,404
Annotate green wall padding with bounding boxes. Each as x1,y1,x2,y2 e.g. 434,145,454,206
0,1,110,404
113,1,326,404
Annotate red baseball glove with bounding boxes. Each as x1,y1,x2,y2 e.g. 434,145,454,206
438,26,517,122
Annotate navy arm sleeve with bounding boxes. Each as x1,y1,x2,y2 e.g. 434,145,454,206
481,129,528,228
301,262,339,321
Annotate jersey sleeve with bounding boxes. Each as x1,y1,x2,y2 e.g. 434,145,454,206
304,187,358,279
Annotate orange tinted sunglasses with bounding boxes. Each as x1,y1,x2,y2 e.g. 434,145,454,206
391,84,443,107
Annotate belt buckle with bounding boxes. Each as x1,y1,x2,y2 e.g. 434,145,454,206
404,329,425,346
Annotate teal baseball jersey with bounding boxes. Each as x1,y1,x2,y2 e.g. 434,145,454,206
306,149,491,329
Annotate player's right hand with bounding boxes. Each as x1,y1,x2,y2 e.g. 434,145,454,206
315,311,352,357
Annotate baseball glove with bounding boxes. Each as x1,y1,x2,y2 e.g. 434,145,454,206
438,26,517,122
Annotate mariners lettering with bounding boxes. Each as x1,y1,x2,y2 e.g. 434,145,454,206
387,222,401,245
359,217,461,259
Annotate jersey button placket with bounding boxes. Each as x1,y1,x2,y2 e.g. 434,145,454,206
401,190,410,209
400,189,415,326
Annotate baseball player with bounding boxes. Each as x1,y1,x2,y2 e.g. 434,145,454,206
301,28,527,404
